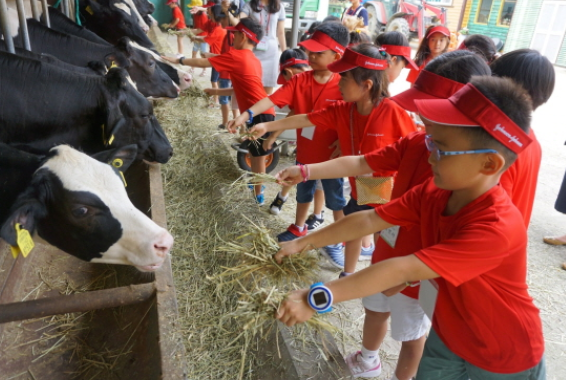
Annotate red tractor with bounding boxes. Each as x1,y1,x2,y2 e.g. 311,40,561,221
364,0,447,41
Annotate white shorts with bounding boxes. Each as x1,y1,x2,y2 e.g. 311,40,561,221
362,292,431,342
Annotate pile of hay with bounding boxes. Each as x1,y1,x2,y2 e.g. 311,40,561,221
155,88,338,379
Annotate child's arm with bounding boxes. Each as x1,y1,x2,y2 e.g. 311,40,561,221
226,97,276,133
169,18,180,28
161,55,212,68
275,156,373,186
247,114,312,138
277,254,439,326
275,209,391,262
205,87,234,96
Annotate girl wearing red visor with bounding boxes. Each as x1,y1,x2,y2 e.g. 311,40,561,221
248,43,416,270
406,25,450,84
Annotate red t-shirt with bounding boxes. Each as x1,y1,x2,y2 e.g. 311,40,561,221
269,71,342,164
209,49,275,115
192,12,208,36
406,61,426,84
499,129,541,227
218,32,234,80
308,99,416,199
172,6,187,29
375,178,544,373
202,20,226,54
365,131,431,299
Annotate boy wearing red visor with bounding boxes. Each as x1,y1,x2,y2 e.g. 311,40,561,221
164,18,276,204
227,22,350,245
248,43,415,269
273,77,546,380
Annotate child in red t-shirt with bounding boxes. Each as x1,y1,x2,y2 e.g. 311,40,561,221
165,0,187,56
227,22,350,244
406,25,450,84
276,51,491,380
274,77,546,379
189,6,209,77
249,43,416,271
163,18,276,204
187,2,227,106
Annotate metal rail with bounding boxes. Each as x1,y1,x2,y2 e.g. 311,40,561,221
40,0,50,27
290,0,300,48
16,0,31,50
30,0,40,21
0,282,155,324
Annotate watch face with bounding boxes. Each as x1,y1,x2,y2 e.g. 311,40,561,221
313,290,328,306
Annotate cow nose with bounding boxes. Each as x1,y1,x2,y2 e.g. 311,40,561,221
154,231,173,258
184,73,192,84
143,25,149,33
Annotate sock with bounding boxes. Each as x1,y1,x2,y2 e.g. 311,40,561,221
314,213,323,219
279,191,288,201
360,346,379,362
295,224,304,232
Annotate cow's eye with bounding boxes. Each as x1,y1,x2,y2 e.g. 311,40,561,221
149,61,155,67
141,115,150,119
72,207,89,218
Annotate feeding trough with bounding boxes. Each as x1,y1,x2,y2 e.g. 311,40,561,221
0,162,186,380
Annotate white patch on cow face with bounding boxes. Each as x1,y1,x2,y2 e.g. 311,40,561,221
113,2,132,16
126,74,138,90
122,0,150,32
41,145,173,270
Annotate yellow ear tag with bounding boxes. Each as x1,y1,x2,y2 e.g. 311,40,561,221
110,61,118,69
119,171,128,187
108,134,115,146
112,159,127,187
15,223,34,258
86,5,94,15
10,245,20,259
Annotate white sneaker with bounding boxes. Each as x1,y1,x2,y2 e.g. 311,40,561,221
345,351,382,378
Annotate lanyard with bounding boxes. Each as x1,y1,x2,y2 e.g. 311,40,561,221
349,103,371,156
259,6,271,35
311,73,335,111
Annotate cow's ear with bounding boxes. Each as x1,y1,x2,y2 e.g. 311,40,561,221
88,60,107,75
116,37,134,56
0,176,49,246
104,53,130,69
92,145,139,172
85,0,103,14
105,67,129,90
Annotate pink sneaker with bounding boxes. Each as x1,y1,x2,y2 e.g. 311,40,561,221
345,351,382,378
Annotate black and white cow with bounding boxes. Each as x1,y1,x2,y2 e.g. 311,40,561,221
0,52,173,163
14,19,179,99
79,0,154,49
43,8,192,91
0,143,173,271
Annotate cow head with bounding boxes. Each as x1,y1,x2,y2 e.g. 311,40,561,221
133,0,154,16
103,68,173,163
85,0,154,49
0,145,173,271
117,39,180,99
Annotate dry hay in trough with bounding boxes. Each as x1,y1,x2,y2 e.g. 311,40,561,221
154,87,344,379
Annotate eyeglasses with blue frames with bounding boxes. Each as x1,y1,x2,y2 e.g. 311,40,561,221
425,135,498,161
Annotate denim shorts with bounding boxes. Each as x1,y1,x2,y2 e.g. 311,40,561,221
211,67,220,83
219,78,231,105
416,328,546,380
296,167,346,211
192,41,208,53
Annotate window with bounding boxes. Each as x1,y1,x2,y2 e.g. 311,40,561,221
498,0,516,26
476,0,494,24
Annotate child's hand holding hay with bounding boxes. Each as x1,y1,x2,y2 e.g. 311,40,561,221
247,123,268,140
275,165,305,187
275,288,314,327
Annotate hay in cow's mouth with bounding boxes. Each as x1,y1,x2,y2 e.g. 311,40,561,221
154,84,344,379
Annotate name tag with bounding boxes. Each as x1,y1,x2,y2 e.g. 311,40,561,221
380,225,400,248
418,279,438,321
256,36,269,51
301,126,316,140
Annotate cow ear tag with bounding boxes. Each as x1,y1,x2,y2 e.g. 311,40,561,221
112,159,127,187
108,134,115,146
85,5,94,15
110,61,118,69
11,223,34,258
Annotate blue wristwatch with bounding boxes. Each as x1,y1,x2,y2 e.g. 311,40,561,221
307,282,333,314
246,109,254,125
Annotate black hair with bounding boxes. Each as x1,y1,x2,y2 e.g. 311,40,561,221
249,0,280,14
239,17,264,46
462,76,532,168
313,21,350,48
279,48,309,67
375,31,410,65
460,34,498,63
490,49,555,110
209,4,225,21
322,15,341,23
348,30,371,46
300,21,322,43
425,50,491,84
342,43,389,104
414,25,450,66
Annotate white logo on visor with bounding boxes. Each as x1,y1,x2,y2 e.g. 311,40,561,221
364,61,385,68
493,124,523,147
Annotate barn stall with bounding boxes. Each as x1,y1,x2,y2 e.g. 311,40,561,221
0,1,352,378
